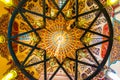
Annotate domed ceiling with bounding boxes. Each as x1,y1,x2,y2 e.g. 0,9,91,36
0,0,120,80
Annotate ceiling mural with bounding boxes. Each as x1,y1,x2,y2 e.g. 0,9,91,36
0,0,120,80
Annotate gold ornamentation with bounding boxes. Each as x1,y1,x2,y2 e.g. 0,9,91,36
0,35,6,44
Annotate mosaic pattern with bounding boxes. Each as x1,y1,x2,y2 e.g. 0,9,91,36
110,21,120,64
0,14,11,59
38,15,83,62
8,0,113,80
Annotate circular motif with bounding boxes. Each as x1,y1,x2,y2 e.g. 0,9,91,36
51,31,69,47
8,0,113,80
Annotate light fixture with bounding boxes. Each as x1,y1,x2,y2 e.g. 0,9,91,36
31,34,39,43
66,9,72,19
0,35,5,44
0,0,14,6
107,0,119,5
50,8,58,18
2,70,17,80
35,20,44,28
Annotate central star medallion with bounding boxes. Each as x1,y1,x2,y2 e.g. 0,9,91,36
38,15,84,62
